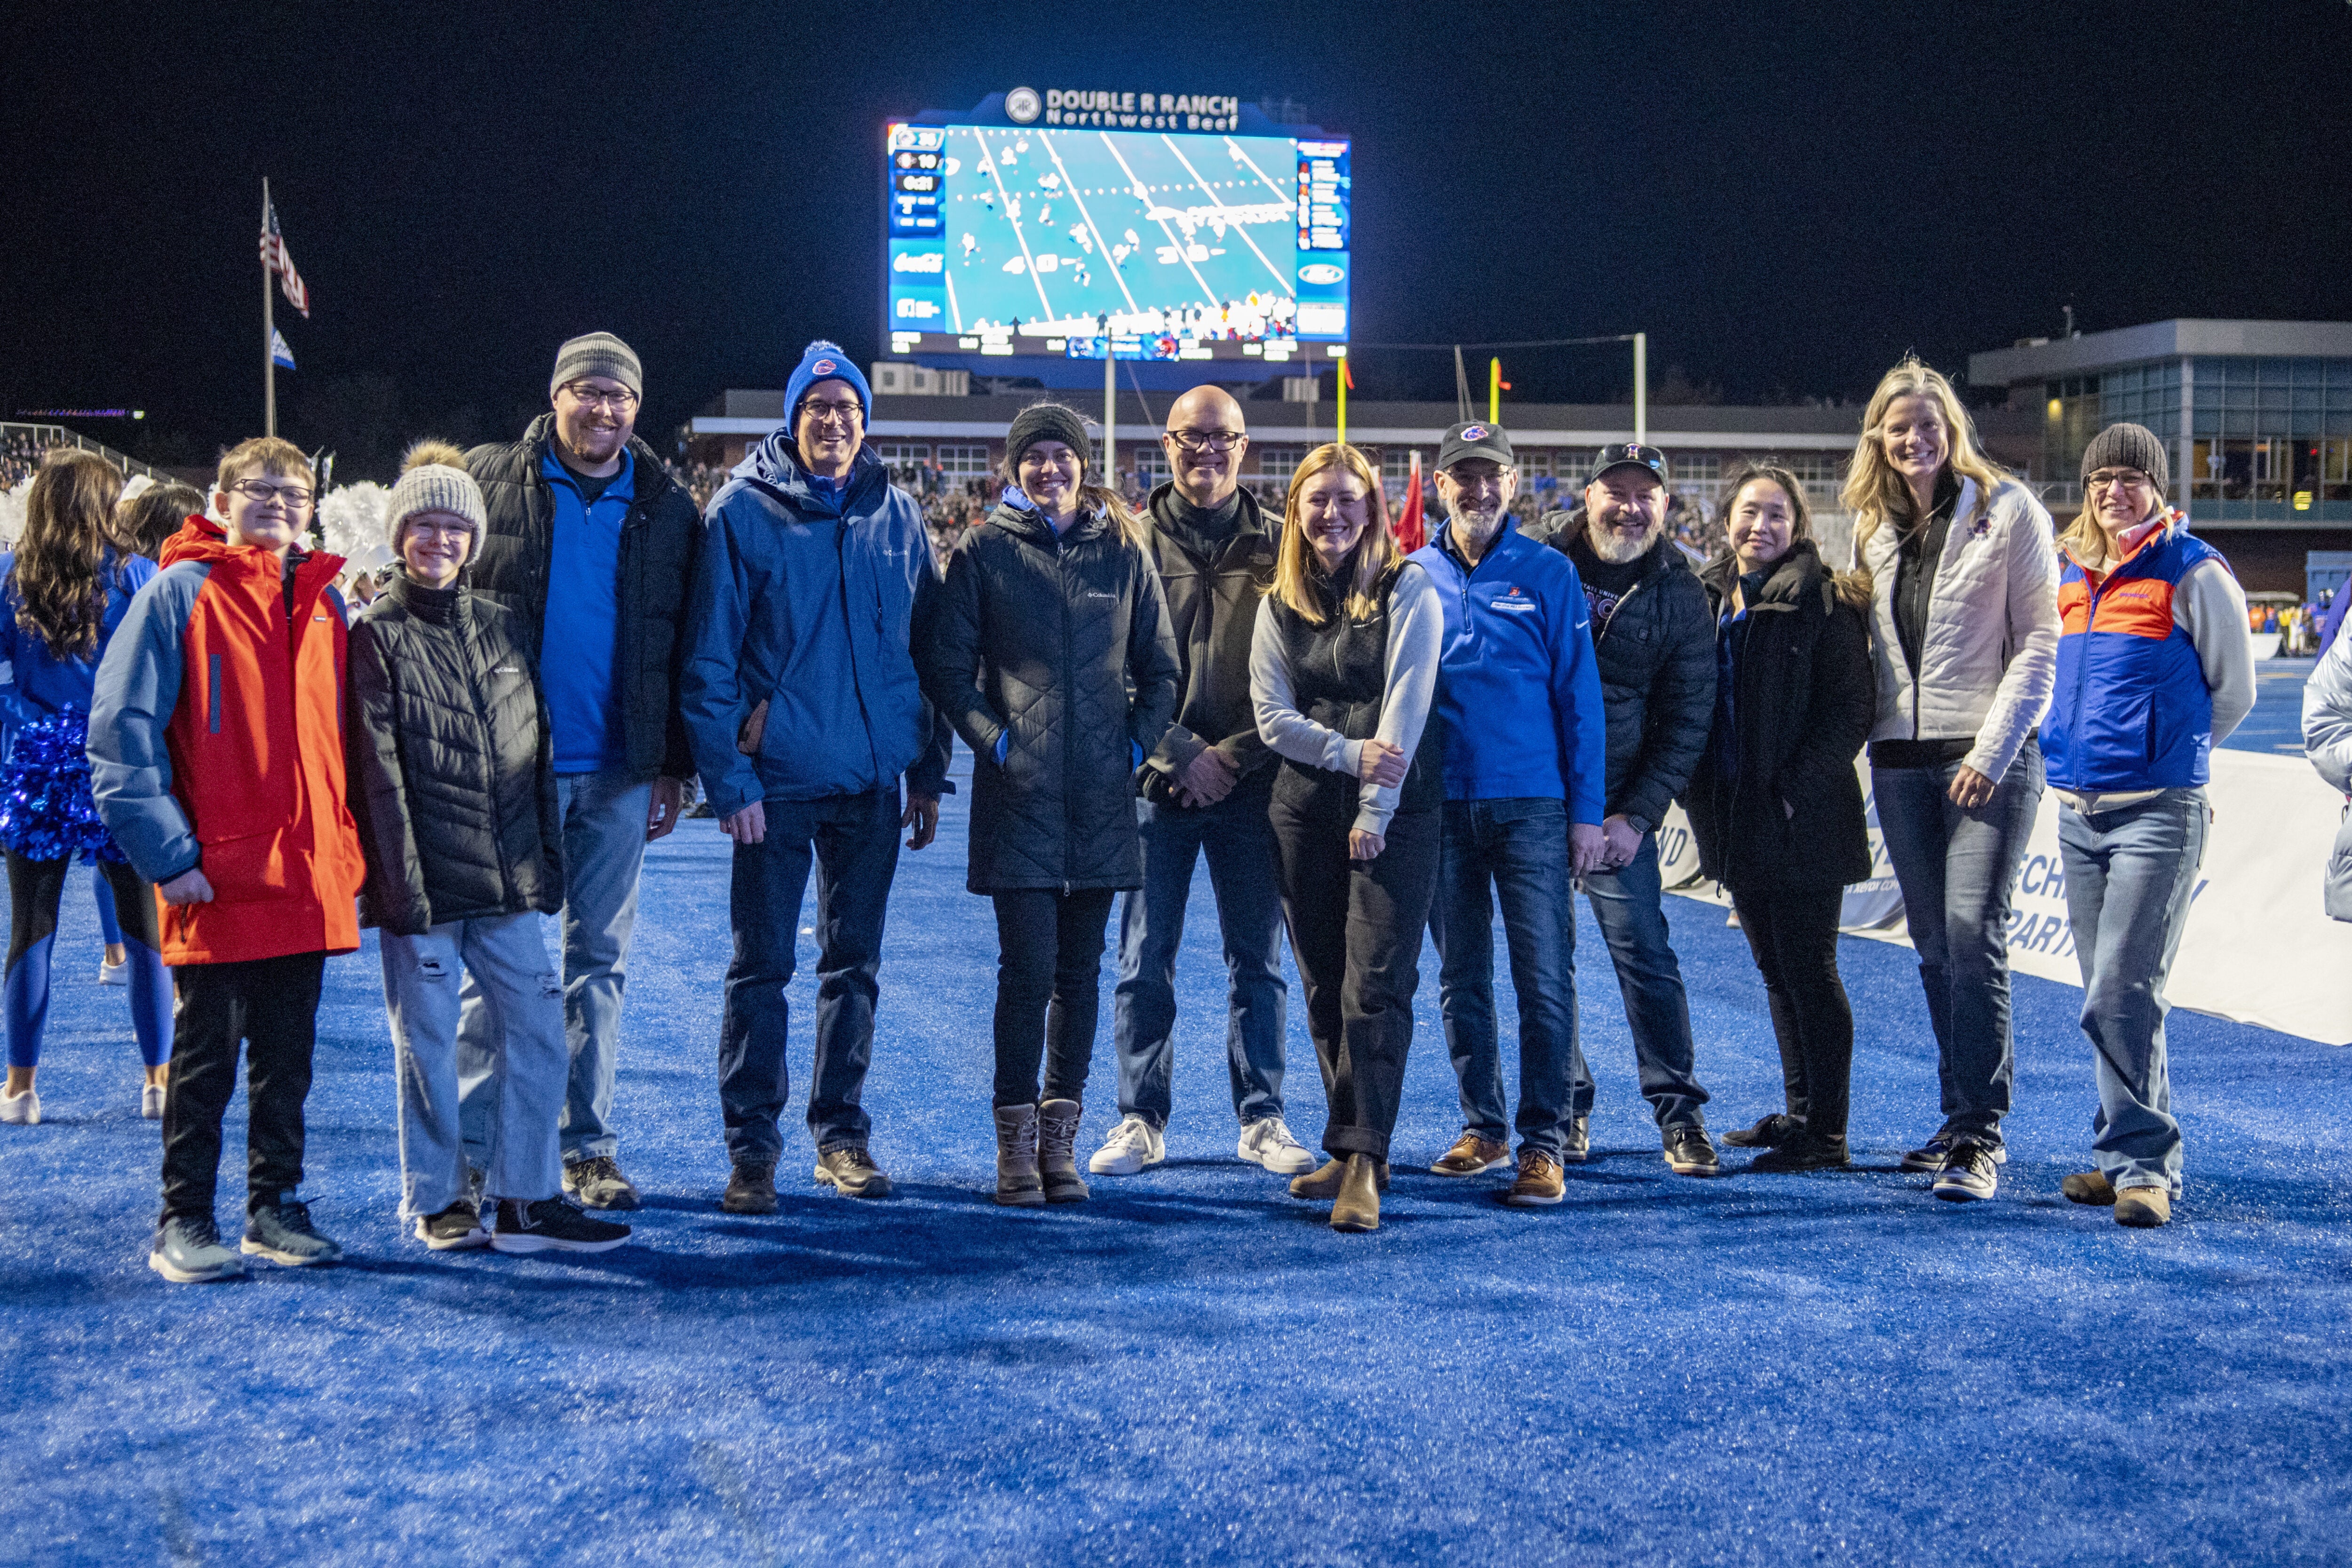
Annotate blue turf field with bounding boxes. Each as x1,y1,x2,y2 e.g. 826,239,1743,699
4,751,2351,1564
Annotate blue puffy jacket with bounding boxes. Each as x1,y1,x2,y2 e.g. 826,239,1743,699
682,441,952,816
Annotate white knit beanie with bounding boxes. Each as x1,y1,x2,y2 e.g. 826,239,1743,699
385,439,486,563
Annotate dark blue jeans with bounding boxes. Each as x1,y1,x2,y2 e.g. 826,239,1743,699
1111,780,1289,1130
1580,833,1710,1128
1872,736,2044,1150
716,788,902,1165
1432,797,1582,1158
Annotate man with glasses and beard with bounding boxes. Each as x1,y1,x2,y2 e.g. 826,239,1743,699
1413,421,1609,1207
1093,387,1311,1180
461,332,701,1212
1534,444,1720,1177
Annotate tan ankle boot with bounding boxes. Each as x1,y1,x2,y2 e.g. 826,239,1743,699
1035,1098,1089,1204
1290,1156,1389,1199
993,1104,1045,1207
1329,1153,1381,1232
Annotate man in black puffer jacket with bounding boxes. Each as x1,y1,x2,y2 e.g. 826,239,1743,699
350,443,629,1257
1535,444,1722,1176
459,332,700,1212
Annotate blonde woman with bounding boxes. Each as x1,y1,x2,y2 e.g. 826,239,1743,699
1846,359,2059,1203
1248,443,1442,1232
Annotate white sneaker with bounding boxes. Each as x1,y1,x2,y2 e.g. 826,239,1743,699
1088,1114,1165,1175
1238,1117,1317,1175
142,1083,166,1120
0,1087,40,1125
99,958,127,986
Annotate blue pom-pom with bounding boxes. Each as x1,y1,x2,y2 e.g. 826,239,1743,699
0,708,125,864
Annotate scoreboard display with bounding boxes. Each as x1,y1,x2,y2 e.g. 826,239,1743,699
885,94,1350,365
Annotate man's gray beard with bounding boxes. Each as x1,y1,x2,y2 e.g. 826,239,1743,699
1586,514,1662,564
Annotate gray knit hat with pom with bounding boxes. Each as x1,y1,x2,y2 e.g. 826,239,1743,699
385,439,486,562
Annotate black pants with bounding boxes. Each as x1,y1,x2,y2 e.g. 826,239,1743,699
990,887,1118,1107
1270,787,1440,1162
159,951,326,1223
1727,886,1853,1138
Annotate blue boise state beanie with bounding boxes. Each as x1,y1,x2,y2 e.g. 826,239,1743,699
785,341,872,425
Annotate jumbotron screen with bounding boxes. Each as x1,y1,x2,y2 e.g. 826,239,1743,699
885,95,1349,365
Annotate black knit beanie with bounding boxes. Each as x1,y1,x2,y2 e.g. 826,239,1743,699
2081,422,2170,496
1005,403,1093,478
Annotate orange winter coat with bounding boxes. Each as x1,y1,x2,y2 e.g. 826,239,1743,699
88,515,365,965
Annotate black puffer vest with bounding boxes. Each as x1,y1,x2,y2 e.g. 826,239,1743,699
1263,562,1444,819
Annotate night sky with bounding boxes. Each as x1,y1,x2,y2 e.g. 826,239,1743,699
8,0,2351,478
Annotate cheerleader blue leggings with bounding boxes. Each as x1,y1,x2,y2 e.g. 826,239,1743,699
5,852,170,1069
94,874,123,947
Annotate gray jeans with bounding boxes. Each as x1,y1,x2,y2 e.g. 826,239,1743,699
458,768,652,1166
384,912,567,1218
2059,788,2209,1196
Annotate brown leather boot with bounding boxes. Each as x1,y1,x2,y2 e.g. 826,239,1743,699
993,1104,1045,1207
1329,1153,1382,1233
1290,1156,1389,1199
1035,1098,1090,1204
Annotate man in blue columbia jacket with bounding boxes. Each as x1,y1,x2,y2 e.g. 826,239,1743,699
682,341,952,1212
1410,421,1608,1207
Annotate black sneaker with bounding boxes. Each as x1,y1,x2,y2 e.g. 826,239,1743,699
416,1200,489,1251
1748,1132,1852,1173
562,1155,642,1211
1902,1134,2010,1173
1560,1115,1592,1164
492,1197,631,1253
1722,1113,1805,1149
1662,1123,1720,1177
149,1215,244,1284
241,1197,344,1267
1932,1141,2000,1203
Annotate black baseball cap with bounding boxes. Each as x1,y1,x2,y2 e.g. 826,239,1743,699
1438,421,1516,472
1588,443,1669,486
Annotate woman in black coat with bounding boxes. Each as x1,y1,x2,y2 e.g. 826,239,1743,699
1682,463,1876,1172
919,404,1180,1207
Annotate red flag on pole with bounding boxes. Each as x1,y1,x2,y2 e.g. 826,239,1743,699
1395,449,1426,553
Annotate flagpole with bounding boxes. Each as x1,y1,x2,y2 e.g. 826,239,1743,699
262,178,276,438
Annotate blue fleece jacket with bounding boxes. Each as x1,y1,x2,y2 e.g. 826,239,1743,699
540,446,635,774
682,438,952,816
0,549,156,753
1409,524,1607,821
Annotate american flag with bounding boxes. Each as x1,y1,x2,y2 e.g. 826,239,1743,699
259,198,310,317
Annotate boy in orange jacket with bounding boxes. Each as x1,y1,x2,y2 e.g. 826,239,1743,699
91,436,367,1284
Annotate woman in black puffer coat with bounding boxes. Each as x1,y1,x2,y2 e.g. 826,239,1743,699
1683,463,1876,1172
919,404,1179,1208
348,442,626,1257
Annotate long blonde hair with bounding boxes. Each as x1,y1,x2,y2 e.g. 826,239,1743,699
1843,357,2010,564
11,451,127,660
1270,443,1395,625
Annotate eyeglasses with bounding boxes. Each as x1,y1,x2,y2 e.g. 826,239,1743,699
226,479,314,508
2087,470,2153,493
562,383,641,412
800,399,864,429
1166,429,1245,453
404,518,472,540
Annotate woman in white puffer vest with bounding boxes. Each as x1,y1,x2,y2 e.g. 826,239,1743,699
1847,359,2059,1205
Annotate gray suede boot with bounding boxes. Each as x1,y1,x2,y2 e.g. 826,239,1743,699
993,1104,1045,1207
1035,1099,1090,1204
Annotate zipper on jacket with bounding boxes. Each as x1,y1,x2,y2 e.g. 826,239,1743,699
1594,578,1646,649
1061,528,1078,895
835,520,884,787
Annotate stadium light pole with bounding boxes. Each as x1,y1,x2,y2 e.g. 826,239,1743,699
1634,332,1647,446
1101,315,1116,494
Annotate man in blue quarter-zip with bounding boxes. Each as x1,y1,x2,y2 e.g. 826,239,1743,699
1411,421,1608,1207
682,341,953,1215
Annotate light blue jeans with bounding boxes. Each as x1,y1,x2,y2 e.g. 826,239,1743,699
458,768,652,1167
384,912,567,1218
2058,788,2209,1196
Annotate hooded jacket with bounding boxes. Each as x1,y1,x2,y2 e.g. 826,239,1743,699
918,497,1180,893
683,437,952,816
346,568,564,935
1684,540,1875,892
464,415,699,784
2301,628,2352,921
1537,510,1717,830
1138,481,1279,790
1860,475,2060,784
89,515,365,965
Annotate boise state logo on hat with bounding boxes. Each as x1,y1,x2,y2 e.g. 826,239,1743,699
1438,420,1516,472
1460,425,1490,442
813,358,837,376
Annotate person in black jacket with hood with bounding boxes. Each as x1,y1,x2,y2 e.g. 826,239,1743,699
1683,463,1876,1171
349,443,629,1256
919,404,1181,1208
459,332,699,1212
1537,445,1721,1176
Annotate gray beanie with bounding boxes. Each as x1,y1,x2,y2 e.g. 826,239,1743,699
1005,402,1093,478
385,440,487,563
2081,422,2170,496
549,331,643,402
